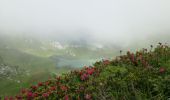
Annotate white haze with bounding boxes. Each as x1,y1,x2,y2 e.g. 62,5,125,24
0,0,170,46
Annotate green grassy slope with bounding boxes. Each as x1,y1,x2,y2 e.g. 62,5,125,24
0,48,74,96
3,43,170,100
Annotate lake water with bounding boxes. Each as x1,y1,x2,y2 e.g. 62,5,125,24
51,56,100,68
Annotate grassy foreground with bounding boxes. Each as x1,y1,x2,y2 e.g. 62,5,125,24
3,43,170,100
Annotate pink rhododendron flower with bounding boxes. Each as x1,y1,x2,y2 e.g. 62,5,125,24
60,85,68,91
31,85,38,90
64,95,69,100
50,86,56,91
86,68,95,75
38,82,43,86
159,67,166,73
33,93,38,97
42,93,49,98
81,73,89,81
27,91,33,98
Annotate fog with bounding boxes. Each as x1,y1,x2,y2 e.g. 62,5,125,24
0,0,170,46
1,0,170,96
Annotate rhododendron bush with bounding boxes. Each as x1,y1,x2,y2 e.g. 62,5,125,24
4,43,170,100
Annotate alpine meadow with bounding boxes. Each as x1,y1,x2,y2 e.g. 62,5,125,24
0,0,170,100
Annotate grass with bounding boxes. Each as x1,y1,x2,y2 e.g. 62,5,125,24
0,48,75,96
20,48,58,58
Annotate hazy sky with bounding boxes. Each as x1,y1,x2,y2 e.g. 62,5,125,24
0,0,170,44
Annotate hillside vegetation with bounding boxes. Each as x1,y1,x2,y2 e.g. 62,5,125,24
3,43,170,100
0,34,117,96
